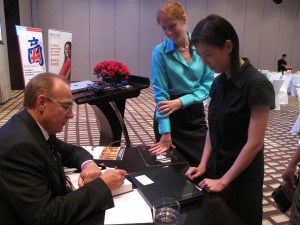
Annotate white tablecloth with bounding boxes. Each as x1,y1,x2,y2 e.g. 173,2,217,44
287,74,300,96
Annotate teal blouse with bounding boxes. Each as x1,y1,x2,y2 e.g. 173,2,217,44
151,35,214,134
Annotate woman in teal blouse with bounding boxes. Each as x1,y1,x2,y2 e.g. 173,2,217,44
149,1,214,166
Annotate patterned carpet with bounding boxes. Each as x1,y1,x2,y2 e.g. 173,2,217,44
1,86,300,225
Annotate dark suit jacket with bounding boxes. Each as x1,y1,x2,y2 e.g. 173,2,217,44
0,109,114,225
277,58,287,72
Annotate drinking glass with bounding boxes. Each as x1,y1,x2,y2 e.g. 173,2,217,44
153,197,180,225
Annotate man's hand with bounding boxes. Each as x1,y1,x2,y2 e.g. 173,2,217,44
101,169,127,191
282,166,297,188
78,161,102,187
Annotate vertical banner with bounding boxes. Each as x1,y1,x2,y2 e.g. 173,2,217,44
48,29,72,80
15,26,46,86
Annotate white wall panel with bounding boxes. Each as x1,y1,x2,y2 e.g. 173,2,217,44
30,0,300,81
276,0,298,70
259,0,281,70
19,0,32,27
227,0,246,56
36,0,62,30
207,0,227,18
63,0,89,81
243,0,264,68
115,0,139,76
0,0,11,103
139,0,162,77
35,0,62,70
291,1,300,72
185,0,208,32
90,0,115,81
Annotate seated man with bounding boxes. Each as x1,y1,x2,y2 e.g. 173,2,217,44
0,73,127,225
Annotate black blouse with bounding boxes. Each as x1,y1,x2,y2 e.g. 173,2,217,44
208,58,275,178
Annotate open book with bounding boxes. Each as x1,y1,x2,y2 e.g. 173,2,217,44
67,168,133,196
83,146,126,160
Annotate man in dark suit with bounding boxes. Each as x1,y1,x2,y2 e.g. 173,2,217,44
0,73,127,225
277,54,287,73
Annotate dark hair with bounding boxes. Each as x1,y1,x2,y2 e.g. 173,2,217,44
64,41,72,62
282,54,286,57
191,14,240,77
23,73,68,108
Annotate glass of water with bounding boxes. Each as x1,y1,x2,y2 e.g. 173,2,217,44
153,197,180,225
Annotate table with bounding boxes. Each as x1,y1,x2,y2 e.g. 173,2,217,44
79,147,246,225
72,75,150,147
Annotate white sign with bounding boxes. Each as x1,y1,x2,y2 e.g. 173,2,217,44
48,29,72,80
16,26,46,86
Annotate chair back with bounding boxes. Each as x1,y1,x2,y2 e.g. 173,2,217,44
296,88,300,111
270,73,282,82
280,76,292,91
272,79,284,95
272,79,284,110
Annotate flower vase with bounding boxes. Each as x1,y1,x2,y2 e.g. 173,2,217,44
103,76,127,87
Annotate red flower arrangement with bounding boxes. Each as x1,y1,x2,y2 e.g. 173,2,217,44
93,60,130,84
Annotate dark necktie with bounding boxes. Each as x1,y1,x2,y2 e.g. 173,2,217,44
47,136,74,193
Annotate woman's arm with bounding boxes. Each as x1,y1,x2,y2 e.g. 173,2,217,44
185,130,212,180
199,105,270,192
282,146,300,187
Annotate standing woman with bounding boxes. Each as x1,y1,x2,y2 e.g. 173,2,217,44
149,1,214,166
59,41,71,81
185,14,275,225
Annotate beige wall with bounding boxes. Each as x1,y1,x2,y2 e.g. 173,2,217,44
0,0,11,103
26,0,300,81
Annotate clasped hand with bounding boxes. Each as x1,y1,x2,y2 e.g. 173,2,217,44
185,167,226,192
157,99,182,117
78,161,127,191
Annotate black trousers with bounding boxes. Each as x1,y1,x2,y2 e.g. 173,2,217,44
153,101,207,167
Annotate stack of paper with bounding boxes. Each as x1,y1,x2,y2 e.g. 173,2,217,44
67,168,133,196
104,189,153,224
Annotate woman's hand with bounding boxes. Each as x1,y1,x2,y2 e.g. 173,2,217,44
149,133,175,154
185,166,206,181
157,99,182,117
282,166,297,188
199,178,227,192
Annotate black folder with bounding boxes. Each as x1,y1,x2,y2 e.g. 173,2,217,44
127,167,203,208
137,145,188,167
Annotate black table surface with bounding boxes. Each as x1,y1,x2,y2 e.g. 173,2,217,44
78,147,246,225
72,75,150,105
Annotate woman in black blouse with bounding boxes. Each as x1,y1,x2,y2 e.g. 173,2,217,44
185,14,275,225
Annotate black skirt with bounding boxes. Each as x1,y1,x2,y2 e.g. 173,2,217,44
153,100,207,167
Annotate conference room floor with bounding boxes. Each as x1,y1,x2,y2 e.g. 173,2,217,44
1,86,299,225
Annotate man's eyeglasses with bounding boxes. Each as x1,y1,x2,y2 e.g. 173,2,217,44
45,96,73,111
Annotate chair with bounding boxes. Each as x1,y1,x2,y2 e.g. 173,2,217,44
290,88,300,134
272,79,284,110
269,73,282,82
279,76,292,104
261,70,270,77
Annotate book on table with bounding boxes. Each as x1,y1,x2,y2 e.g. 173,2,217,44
127,166,203,208
137,145,188,167
66,167,133,196
83,146,126,160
